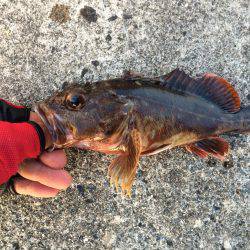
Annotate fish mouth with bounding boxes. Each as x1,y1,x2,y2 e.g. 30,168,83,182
34,103,69,149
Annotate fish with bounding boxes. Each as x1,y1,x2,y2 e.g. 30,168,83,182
34,69,250,196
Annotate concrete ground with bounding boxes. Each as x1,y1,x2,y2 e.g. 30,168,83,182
0,0,249,249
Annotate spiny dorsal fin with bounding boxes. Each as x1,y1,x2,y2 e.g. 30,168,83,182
123,70,143,79
186,137,229,161
161,69,241,113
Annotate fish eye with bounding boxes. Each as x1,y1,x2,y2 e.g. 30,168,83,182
65,94,85,110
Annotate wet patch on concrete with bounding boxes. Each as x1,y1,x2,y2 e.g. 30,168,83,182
80,6,98,23
223,160,234,169
81,68,88,78
49,4,70,24
108,15,118,21
123,13,133,20
105,34,112,42
91,60,100,67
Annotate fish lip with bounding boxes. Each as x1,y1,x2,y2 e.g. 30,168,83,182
34,103,59,148
34,103,77,149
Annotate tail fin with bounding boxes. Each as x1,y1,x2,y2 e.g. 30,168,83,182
234,106,250,133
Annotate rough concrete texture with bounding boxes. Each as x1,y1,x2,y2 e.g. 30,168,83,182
0,0,249,249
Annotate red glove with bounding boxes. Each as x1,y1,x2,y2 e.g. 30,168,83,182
0,99,45,186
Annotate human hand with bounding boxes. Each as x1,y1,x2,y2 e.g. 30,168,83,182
0,99,72,197
10,112,72,198
14,150,72,198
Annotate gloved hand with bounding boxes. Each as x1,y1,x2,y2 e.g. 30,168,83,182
0,99,72,197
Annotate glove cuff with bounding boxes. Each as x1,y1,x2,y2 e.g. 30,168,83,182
27,121,46,154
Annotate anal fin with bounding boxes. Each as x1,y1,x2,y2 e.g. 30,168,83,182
186,137,229,161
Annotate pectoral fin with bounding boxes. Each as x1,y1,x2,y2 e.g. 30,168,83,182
108,129,142,196
186,137,229,161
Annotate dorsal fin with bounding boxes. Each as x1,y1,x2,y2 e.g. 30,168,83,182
160,69,241,113
123,70,143,79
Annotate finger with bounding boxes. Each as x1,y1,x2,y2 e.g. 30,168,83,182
18,160,72,190
39,150,67,169
14,177,59,198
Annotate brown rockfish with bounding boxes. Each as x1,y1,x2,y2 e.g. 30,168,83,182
35,69,250,195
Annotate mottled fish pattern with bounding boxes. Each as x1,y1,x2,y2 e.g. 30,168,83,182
35,69,250,195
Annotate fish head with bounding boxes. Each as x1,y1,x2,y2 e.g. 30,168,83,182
34,83,131,148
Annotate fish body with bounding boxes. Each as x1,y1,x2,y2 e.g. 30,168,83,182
35,69,250,195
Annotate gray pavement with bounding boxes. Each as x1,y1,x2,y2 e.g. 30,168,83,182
0,0,249,249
